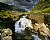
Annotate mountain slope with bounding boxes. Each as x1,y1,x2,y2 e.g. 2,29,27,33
0,2,14,11
31,1,50,13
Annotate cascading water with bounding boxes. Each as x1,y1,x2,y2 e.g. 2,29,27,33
15,15,33,33
14,15,43,40
32,34,41,40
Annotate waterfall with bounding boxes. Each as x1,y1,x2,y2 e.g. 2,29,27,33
32,34,41,40
14,15,50,40
14,15,46,40
15,15,33,33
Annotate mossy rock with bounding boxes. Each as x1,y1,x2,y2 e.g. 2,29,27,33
42,7,50,13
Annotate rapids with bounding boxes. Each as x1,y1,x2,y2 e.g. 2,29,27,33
15,15,33,33
14,15,42,40
14,15,50,40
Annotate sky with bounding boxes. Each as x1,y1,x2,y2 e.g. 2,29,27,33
0,0,38,11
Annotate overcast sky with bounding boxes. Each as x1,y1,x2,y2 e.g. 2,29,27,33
0,0,38,11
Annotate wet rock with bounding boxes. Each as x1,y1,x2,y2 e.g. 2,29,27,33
2,28,12,36
33,23,42,32
33,23,50,37
39,23,50,37
25,27,32,36
1,28,12,40
2,36,12,40
24,35,32,40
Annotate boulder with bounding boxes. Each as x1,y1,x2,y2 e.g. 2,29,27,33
2,36,12,40
33,23,50,37
39,26,50,37
1,28,12,40
33,23,42,32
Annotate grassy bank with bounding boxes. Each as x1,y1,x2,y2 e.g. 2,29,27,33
30,1,50,13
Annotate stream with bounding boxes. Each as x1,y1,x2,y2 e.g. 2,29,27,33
14,15,50,40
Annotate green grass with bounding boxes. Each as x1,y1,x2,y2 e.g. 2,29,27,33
30,1,50,13
33,1,50,10
0,10,30,29
42,7,50,13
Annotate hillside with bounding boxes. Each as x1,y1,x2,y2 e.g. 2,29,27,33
31,1,50,13
0,1,50,29
0,1,50,40
0,2,14,11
